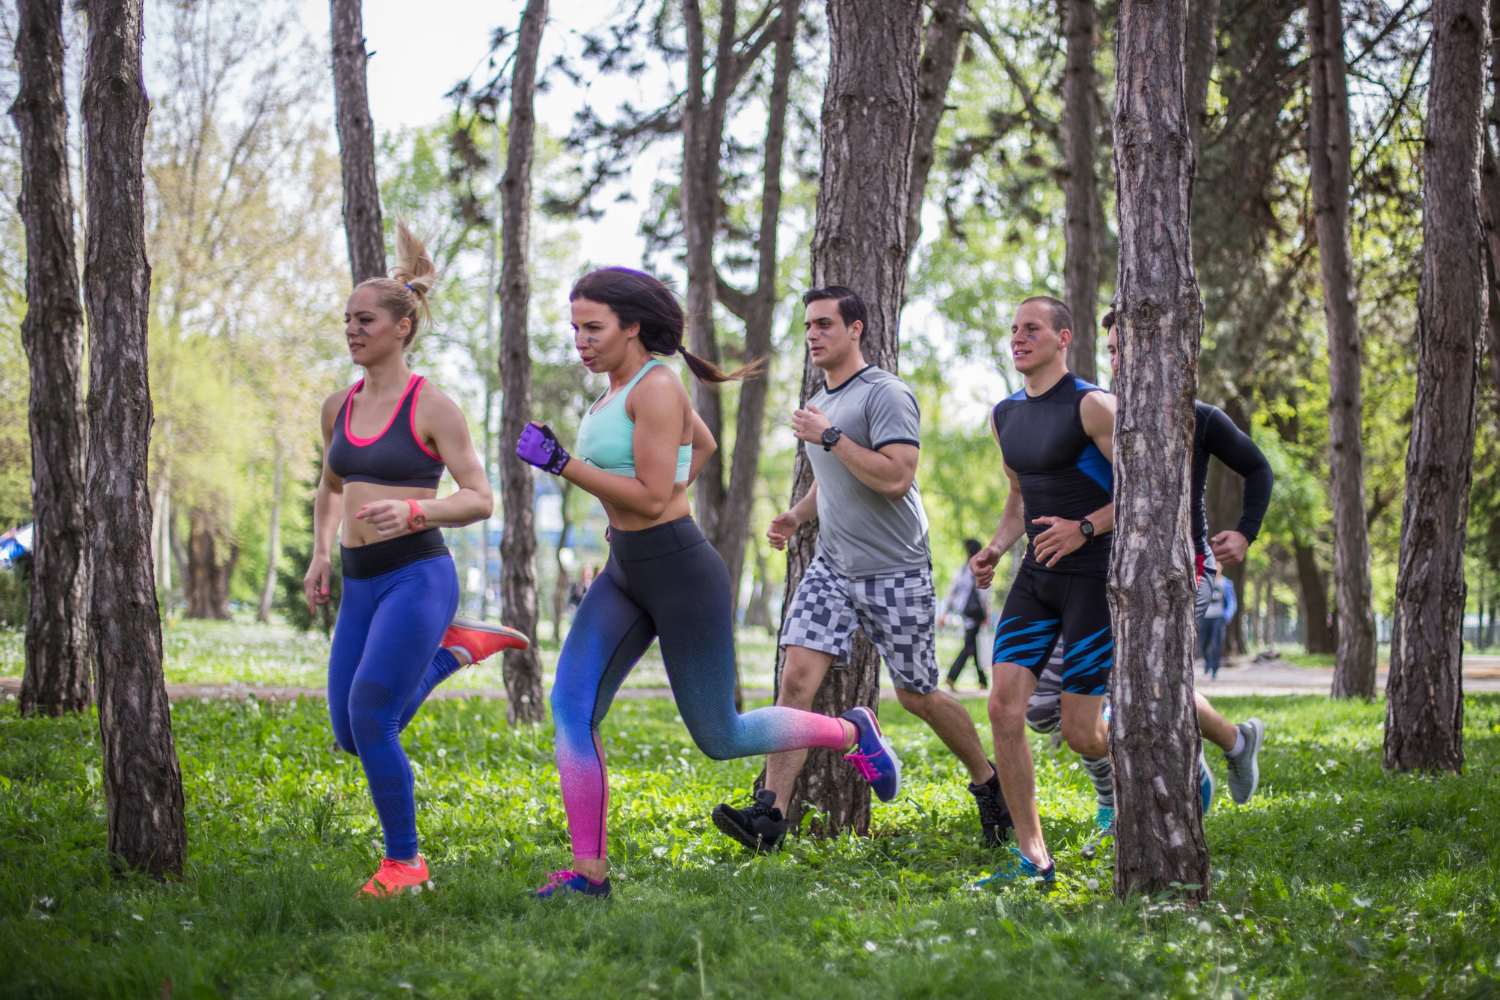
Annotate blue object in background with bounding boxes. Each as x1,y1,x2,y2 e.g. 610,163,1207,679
0,524,33,570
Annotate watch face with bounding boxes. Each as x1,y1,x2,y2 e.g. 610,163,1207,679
1080,519,1093,538
821,427,840,446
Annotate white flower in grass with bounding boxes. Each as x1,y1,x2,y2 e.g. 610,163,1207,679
863,941,878,953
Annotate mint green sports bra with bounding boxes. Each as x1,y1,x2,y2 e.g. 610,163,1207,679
575,358,692,483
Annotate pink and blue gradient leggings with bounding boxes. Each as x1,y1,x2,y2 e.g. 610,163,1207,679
552,517,850,860
328,541,461,860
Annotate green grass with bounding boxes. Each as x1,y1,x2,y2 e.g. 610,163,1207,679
2,689,1498,998
0,618,991,694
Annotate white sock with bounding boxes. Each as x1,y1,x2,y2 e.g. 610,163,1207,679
1226,729,1246,758
448,644,474,667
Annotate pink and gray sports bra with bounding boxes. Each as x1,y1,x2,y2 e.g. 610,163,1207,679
327,374,445,489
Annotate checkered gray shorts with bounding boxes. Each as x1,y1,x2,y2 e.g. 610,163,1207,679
779,555,938,693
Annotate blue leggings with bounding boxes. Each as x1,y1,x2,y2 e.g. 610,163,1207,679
552,517,848,859
328,549,460,860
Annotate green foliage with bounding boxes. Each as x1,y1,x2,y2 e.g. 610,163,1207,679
1,687,1498,997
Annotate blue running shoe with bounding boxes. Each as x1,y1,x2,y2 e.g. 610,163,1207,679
840,706,902,802
973,846,1056,890
1199,750,1215,815
1081,805,1115,860
533,869,611,899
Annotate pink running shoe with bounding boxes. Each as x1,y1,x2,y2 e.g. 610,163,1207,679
442,617,531,666
360,856,434,897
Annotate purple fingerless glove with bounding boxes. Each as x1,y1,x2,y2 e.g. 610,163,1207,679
516,422,571,475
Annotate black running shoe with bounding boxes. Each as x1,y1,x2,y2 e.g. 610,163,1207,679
969,765,1013,847
712,789,788,853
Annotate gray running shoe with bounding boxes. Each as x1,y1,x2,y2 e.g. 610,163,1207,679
1224,718,1264,804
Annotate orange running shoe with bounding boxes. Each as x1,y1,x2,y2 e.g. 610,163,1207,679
360,856,434,897
441,617,531,666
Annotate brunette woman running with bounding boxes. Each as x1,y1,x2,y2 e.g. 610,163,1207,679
305,224,528,896
515,267,901,898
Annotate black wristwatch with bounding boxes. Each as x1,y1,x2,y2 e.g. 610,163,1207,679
821,425,844,451
1079,518,1095,542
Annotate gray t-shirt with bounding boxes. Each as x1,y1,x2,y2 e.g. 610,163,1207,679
806,365,931,578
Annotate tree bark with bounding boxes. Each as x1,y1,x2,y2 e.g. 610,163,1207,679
775,0,922,839
1384,0,1488,774
256,440,284,623
713,0,799,620
906,0,968,254
184,508,235,620
1183,0,1222,156
10,0,92,716
681,0,738,547
1293,539,1335,653
329,0,386,284
1061,0,1102,381
1308,0,1378,699
497,0,549,725
1110,0,1211,901
81,0,187,878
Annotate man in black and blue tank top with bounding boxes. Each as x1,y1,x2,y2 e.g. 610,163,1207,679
969,295,1117,889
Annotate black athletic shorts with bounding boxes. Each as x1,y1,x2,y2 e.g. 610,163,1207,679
991,564,1113,696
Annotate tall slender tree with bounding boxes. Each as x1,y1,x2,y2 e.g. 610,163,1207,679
498,0,549,725
1384,0,1488,774
9,0,91,716
81,0,187,877
1110,0,1211,900
907,0,968,255
1060,0,1101,381
1308,0,1378,698
776,0,922,837
330,0,386,283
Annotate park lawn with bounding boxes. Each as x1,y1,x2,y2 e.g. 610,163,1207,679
1,692,1498,999
0,619,978,695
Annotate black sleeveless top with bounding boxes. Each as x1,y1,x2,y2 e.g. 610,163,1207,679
991,375,1113,577
327,374,444,489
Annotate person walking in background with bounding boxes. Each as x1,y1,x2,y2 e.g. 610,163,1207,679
943,538,989,691
1199,574,1237,680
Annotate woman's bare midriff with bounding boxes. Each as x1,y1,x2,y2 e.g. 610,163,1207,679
340,481,439,547
600,484,692,532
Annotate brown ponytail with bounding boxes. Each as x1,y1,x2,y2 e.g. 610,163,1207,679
571,267,765,385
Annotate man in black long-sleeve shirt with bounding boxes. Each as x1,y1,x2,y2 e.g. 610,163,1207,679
1025,312,1272,858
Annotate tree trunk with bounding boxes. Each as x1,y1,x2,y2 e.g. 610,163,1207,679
497,0,549,725
1061,0,1102,382
1308,0,1378,699
906,0,968,254
329,0,386,284
1293,540,1335,653
185,508,234,620
681,0,737,546
1110,0,1211,902
1384,0,1487,774
256,440,284,623
1481,132,1500,418
81,0,186,878
1183,0,1222,156
552,479,574,644
775,0,922,839
713,0,799,619
10,0,92,716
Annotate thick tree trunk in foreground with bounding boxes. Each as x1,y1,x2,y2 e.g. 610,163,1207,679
1110,0,1211,901
1385,0,1488,774
82,0,186,878
498,0,549,725
330,0,386,283
1308,0,1378,699
777,0,921,838
10,0,92,716
1061,0,1101,381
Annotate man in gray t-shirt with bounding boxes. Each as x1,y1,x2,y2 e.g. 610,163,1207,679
711,286,1012,855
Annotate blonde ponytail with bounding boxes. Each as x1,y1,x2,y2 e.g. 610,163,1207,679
355,220,439,348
